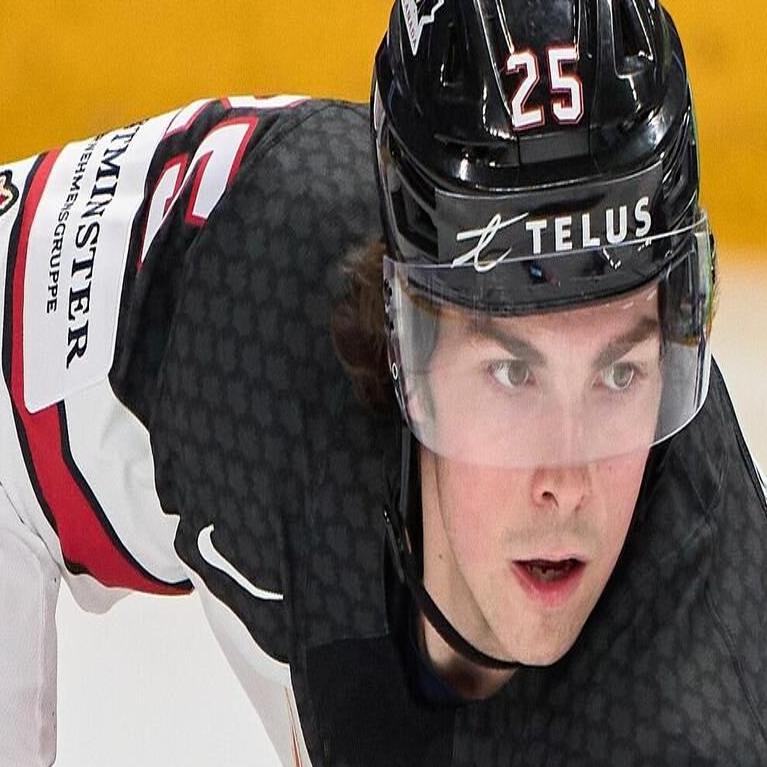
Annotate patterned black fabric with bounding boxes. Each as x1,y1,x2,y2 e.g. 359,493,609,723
144,101,383,667
130,100,767,764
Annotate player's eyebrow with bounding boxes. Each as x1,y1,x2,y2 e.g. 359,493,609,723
466,315,660,370
467,319,546,366
591,316,661,370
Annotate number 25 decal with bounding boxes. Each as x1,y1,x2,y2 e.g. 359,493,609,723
506,45,584,130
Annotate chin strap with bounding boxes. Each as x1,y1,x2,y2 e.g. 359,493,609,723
383,423,521,672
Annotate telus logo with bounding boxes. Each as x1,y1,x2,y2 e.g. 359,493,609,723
525,196,652,255
453,196,652,272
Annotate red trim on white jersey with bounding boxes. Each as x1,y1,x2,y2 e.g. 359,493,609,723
137,153,190,269
7,152,188,595
164,99,214,137
184,116,259,227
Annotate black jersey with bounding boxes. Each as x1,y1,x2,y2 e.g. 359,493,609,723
1,97,766,766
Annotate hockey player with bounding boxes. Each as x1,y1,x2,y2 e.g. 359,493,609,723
1,0,766,765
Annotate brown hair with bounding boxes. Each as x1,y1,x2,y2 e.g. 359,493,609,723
330,239,395,411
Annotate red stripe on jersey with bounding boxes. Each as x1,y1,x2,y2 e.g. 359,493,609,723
9,151,187,595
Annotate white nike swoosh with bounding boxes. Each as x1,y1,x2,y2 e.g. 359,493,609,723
197,524,284,602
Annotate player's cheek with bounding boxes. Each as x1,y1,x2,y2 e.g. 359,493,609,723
445,471,517,569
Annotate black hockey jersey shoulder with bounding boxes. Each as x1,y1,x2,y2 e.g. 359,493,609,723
141,96,382,663
110,97,371,426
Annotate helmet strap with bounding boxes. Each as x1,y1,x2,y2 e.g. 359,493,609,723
383,422,522,672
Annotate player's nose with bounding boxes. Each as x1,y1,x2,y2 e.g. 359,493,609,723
529,460,591,515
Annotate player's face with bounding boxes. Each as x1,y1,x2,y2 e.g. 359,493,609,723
418,286,662,680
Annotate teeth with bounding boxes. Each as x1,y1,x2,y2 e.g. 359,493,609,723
524,560,577,582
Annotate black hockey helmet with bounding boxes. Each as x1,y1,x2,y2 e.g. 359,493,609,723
374,0,699,245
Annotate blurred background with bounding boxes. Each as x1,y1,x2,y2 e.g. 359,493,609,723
1,2,764,765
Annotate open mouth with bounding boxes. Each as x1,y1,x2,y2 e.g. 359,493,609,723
511,558,586,606
520,558,581,582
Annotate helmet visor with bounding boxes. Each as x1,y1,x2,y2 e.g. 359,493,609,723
384,215,715,468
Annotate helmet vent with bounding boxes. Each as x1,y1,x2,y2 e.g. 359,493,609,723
391,186,438,253
616,0,651,65
388,144,438,254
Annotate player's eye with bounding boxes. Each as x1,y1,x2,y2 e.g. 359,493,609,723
488,359,534,390
599,361,638,392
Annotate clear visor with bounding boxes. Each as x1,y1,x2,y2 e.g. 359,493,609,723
385,217,715,469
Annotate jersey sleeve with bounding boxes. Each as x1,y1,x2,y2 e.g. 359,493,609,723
0,96,309,602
